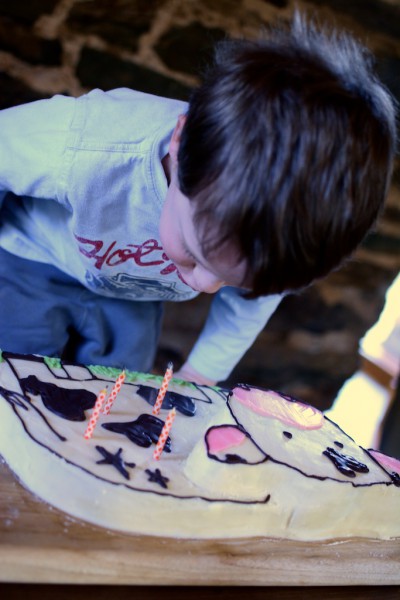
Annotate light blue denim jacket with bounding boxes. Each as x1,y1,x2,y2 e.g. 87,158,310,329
0,88,281,381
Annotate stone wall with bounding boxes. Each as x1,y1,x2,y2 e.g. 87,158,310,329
0,0,399,408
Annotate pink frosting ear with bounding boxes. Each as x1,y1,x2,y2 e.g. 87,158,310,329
369,449,400,474
206,426,246,454
232,386,324,430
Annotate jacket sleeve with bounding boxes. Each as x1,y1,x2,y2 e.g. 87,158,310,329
186,287,283,382
0,94,75,203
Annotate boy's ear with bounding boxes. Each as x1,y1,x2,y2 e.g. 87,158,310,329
169,114,187,166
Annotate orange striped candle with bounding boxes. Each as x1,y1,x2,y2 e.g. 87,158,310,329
152,361,173,416
103,370,126,415
84,388,107,440
153,407,176,460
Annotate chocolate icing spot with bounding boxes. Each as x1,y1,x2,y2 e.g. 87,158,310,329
224,453,248,464
334,441,344,449
145,468,169,488
136,384,196,416
283,431,293,439
323,447,369,478
102,414,172,452
20,375,97,421
390,471,400,487
95,445,136,480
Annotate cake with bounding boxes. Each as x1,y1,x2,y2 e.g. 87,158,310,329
0,350,399,540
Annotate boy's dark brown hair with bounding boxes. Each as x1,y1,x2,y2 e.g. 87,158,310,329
177,13,397,297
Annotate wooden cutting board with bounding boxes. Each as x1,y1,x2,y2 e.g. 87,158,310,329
0,460,399,586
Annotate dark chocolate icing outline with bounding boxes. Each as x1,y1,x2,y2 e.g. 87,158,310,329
0,351,271,504
210,385,398,488
0,352,398,505
205,424,268,465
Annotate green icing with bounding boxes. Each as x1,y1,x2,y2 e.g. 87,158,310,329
0,348,220,391
0,350,217,393
88,365,143,382
88,364,199,391
44,356,62,370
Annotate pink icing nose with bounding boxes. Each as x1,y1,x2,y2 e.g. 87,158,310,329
206,426,246,454
232,386,324,430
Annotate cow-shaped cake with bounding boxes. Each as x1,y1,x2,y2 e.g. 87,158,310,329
0,351,399,539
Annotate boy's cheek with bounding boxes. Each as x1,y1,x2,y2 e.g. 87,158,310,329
158,215,170,254
159,217,184,268
159,228,175,263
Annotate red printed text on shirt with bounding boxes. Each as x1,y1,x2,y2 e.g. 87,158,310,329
74,235,178,276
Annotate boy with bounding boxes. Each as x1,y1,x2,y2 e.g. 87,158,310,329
0,15,396,385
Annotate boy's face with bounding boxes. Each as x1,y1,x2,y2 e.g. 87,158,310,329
159,178,248,294
159,115,249,295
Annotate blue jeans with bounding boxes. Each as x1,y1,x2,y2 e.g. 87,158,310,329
0,248,163,371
